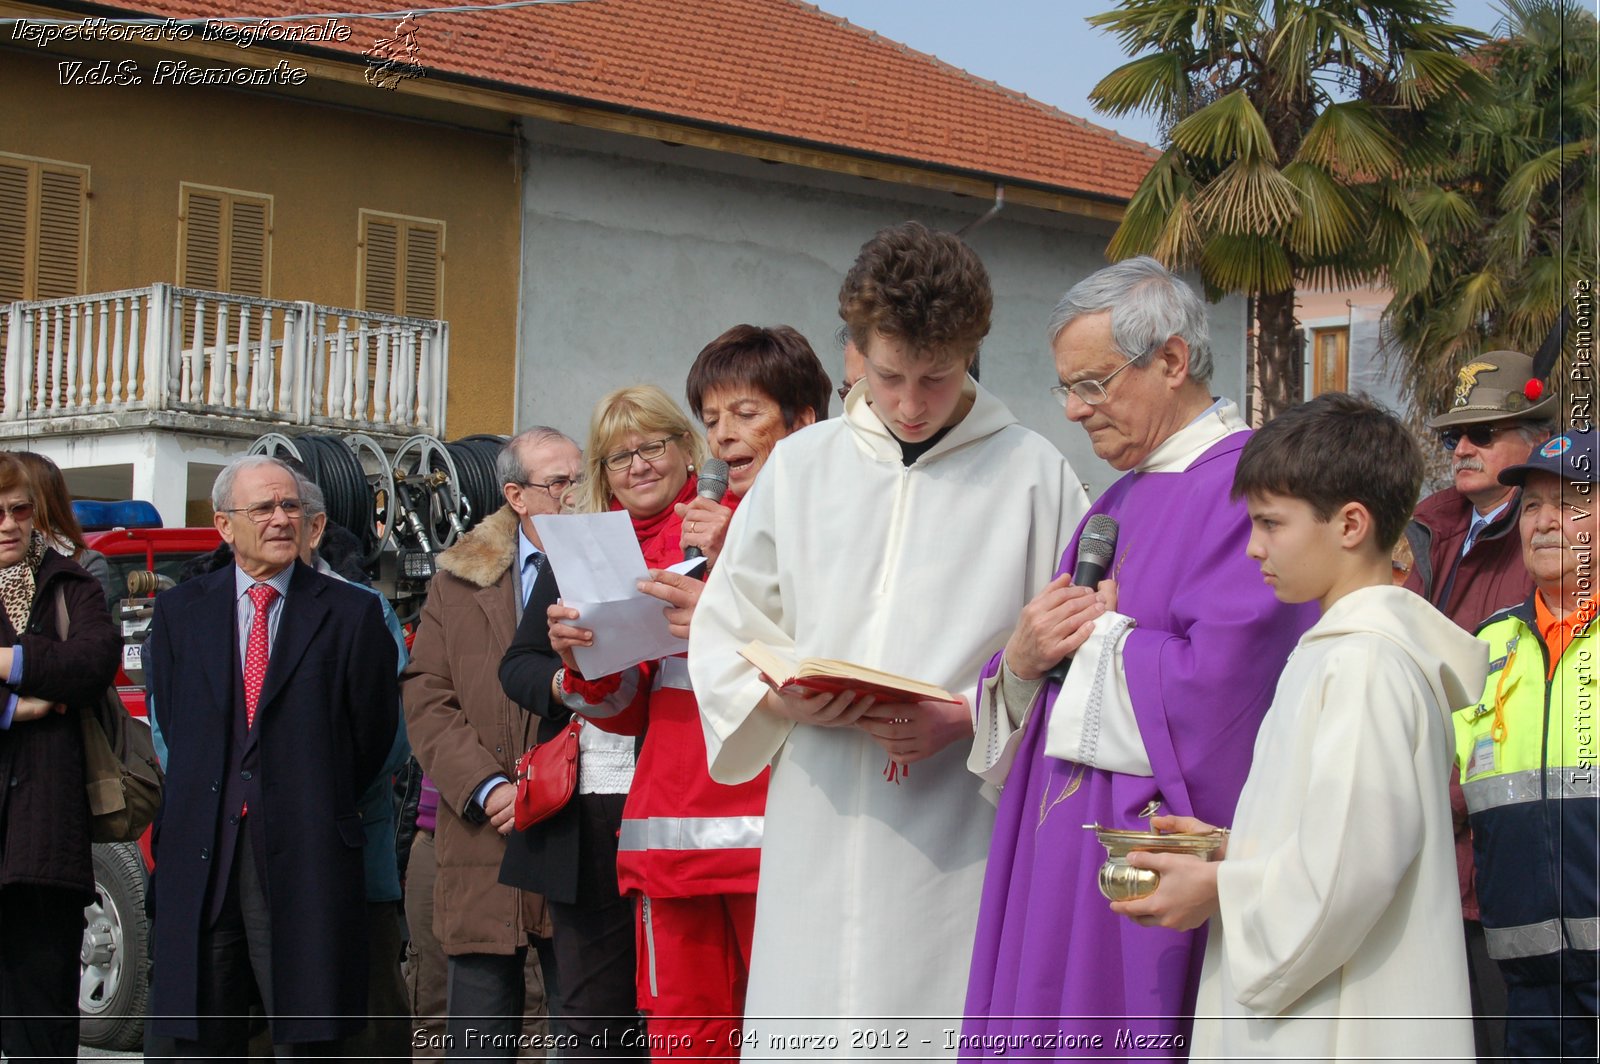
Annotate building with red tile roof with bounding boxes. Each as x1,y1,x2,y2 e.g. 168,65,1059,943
5,0,1235,523
67,0,1155,210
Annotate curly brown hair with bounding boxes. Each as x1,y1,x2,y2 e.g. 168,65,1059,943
838,221,992,365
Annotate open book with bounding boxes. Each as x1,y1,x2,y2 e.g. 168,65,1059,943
738,641,961,704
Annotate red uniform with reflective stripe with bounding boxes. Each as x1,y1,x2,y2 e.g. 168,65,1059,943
599,656,767,898
567,479,761,1057
577,483,766,898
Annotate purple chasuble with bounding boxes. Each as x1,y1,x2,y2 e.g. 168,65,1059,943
961,434,1317,1058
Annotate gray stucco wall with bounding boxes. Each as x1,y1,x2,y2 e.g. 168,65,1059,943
515,120,1247,498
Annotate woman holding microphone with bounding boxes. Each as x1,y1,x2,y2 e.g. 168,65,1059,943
501,330,828,1059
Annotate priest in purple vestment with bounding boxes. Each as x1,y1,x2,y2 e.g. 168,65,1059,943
961,257,1318,1058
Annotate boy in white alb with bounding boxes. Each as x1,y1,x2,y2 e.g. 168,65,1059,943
1112,393,1488,1062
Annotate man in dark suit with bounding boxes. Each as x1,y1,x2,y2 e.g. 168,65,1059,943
145,455,398,1055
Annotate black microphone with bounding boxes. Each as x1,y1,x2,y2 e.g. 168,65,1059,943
1046,515,1119,682
1071,514,1119,587
683,458,730,561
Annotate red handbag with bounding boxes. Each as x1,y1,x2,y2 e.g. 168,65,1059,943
513,718,582,830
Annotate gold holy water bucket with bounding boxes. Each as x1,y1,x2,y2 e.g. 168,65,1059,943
1088,824,1228,901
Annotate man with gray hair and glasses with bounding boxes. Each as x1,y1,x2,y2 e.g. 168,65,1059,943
145,454,398,1055
962,257,1318,1052
404,426,579,1057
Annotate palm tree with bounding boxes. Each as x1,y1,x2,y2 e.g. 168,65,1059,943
1088,1,1484,420
1386,0,1597,411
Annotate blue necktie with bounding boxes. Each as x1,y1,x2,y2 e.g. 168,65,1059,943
521,552,542,607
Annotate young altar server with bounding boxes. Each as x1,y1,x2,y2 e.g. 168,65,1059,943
1113,392,1486,1061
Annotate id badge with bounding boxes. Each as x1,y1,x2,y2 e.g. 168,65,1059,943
1465,734,1497,780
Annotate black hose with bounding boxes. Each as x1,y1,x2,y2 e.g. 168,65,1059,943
446,435,508,528
288,434,377,560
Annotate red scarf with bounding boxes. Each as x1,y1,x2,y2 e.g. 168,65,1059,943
613,477,699,569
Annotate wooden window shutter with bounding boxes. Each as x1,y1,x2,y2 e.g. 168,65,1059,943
0,163,27,303
227,199,267,297
360,212,443,318
181,189,223,291
35,168,85,300
402,225,440,319
363,218,399,315
0,155,88,303
179,185,270,296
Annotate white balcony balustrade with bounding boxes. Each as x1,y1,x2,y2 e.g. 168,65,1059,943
1,284,449,436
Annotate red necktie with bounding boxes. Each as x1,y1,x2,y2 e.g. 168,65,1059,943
244,583,279,728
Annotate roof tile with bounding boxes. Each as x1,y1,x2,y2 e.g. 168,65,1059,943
96,0,1155,199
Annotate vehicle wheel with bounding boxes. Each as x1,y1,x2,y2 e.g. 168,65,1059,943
79,841,150,1050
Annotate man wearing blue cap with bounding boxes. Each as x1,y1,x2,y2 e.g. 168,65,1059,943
1455,425,1599,1063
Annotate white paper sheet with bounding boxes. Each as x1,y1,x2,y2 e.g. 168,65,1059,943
532,511,696,677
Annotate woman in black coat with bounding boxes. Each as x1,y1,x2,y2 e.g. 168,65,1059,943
499,560,645,1058
0,451,121,1062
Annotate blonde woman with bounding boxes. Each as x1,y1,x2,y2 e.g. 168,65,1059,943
502,384,761,1058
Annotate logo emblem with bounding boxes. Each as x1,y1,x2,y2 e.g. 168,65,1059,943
1540,437,1571,458
1453,362,1497,407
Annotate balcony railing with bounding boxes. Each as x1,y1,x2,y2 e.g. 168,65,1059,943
1,284,449,436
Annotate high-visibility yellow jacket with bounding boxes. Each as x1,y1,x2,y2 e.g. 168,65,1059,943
1456,596,1598,979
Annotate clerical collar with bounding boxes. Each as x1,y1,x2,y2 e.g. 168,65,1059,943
1138,398,1248,474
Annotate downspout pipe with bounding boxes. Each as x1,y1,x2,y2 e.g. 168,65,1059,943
956,185,1005,237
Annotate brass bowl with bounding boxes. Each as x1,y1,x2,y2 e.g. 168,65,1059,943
1088,824,1228,901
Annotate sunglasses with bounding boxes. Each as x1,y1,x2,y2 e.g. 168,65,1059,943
1439,424,1520,452
0,502,35,524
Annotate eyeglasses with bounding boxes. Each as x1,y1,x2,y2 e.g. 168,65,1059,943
1439,424,1519,452
601,435,682,472
0,502,35,524
222,499,305,523
522,474,585,500
1050,357,1139,408
837,379,860,405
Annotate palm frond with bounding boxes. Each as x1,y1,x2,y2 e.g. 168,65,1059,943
1444,271,1505,337
1503,255,1568,336
1192,157,1302,232
1280,161,1362,257
1486,208,1535,267
1199,233,1293,293
1299,259,1384,292
1409,185,1480,238
1170,89,1278,163
1395,49,1486,108
1151,194,1206,264
1091,53,1191,120
1294,100,1402,177
1088,1,1259,54
1499,141,1593,211
1106,150,1193,260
